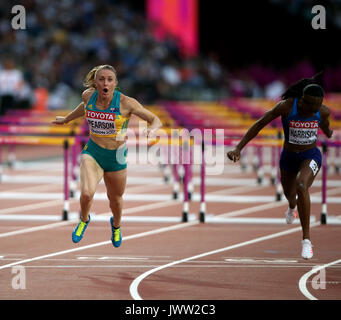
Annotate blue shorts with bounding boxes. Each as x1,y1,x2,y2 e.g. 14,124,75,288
280,147,322,174
82,139,127,172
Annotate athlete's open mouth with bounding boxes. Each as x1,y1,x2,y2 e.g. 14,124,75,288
103,88,108,93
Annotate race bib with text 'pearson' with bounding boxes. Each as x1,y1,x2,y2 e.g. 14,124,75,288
86,110,117,136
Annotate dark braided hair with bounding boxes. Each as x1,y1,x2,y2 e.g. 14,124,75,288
281,71,324,100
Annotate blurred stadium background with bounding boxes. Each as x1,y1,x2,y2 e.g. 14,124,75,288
1,0,341,113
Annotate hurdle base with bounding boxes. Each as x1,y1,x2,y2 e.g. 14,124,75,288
321,213,326,224
320,214,341,225
62,210,69,221
325,217,341,225
199,211,205,223
182,212,188,222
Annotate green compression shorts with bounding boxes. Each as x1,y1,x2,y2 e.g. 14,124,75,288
82,139,127,172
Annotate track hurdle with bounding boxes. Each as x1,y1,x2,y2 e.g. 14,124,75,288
320,140,341,225
199,140,206,222
63,139,70,220
0,135,76,221
171,131,180,200
181,138,191,222
195,137,341,225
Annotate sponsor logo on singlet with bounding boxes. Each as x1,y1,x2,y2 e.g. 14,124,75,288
288,120,318,145
86,110,117,136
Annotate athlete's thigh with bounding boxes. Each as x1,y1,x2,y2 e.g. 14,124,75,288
80,154,104,194
297,159,320,188
104,168,127,197
280,168,297,194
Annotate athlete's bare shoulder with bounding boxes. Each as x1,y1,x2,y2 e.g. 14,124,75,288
119,92,141,112
119,92,135,105
275,98,294,117
119,92,127,103
82,87,95,104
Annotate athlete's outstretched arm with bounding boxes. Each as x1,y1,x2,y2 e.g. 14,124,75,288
319,105,333,138
227,100,288,162
52,89,94,125
122,95,162,137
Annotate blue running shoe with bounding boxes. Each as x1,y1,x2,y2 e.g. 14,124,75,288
110,216,122,247
72,215,90,243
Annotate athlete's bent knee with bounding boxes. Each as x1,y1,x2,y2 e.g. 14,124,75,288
108,194,122,207
80,191,94,203
296,180,308,194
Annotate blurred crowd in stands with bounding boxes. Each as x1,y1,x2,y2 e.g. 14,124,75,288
1,0,341,113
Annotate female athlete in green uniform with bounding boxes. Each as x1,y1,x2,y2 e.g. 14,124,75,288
53,65,162,247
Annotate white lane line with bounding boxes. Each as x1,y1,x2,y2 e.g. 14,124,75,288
217,201,286,218
0,219,76,238
298,258,341,300
0,221,198,270
0,182,279,237
0,172,335,238
2,192,341,203
0,199,181,238
3,183,60,193
15,264,339,269
124,184,169,193
0,183,254,218
0,196,286,238
208,184,268,195
129,222,321,300
0,186,170,217
0,199,66,215
1,175,165,185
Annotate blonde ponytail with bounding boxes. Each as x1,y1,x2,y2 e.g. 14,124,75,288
83,65,117,89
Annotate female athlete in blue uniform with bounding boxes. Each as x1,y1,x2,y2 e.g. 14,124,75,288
227,75,333,259
53,65,162,247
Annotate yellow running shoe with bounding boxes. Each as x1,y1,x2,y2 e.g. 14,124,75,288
72,216,90,243
110,216,122,247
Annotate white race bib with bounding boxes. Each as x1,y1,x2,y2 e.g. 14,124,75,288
86,110,117,136
309,159,319,176
288,120,318,145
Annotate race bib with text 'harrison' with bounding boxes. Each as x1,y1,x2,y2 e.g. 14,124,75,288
288,120,318,145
